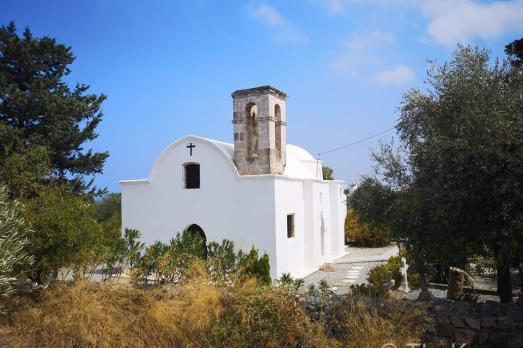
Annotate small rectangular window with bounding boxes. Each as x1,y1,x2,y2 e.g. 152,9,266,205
287,214,295,238
184,163,200,189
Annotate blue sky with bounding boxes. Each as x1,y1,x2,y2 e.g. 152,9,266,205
2,0,523,192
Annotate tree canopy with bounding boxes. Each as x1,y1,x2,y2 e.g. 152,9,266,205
505,37,523,68
0,22,108,196
349,44,523,302
322,165,334,180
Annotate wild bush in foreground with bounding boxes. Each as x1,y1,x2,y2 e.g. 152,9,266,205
130,231,272,287
0,186,32,313
7,264,222,347
22,187,107,284
211,279,334,348
332,298,434,347
2,270,433,348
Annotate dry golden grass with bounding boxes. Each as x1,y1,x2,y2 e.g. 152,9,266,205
6,262,223,347
210,279,337,348
335,298,435,348
1,263,433,348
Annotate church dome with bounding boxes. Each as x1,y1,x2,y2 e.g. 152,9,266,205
205,140,320,180
284,144,320,179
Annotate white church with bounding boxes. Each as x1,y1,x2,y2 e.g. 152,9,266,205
121,86,347,278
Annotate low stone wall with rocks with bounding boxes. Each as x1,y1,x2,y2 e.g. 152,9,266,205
299,291,523,348
428,300,523,348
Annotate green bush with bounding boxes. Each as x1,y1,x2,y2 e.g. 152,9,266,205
386,255,402,285
129,231,272,287
132,229,208,286
207,239,238,285
345,209,391,247
350,283,384,297
352,254,406,297
277,273,305,294
0,186,32,312
368,265,389,291
238,246,271,284
22,187,105,284
211,284,323,347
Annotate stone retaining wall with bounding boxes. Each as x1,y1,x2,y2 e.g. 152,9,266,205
300,292,523,348
428,301,523,347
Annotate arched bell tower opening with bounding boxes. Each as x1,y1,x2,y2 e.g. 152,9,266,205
275,104,282,159
245,102,259,160
232,86,287,175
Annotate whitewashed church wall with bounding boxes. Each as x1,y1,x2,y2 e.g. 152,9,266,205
310,182,332,265
121,135,348,280
273,178,340,279
121,180,152,241
328,180,347,256
273,178,308,278
303,181,314,270
121,137,278,276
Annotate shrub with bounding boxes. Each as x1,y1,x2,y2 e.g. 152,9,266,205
0,186,32,313
211,282,331,347
2,264,433,348
345,209,391,247
131,229,208,286
128,232,273,288
100,236,126,281
349,283,383,297
133,241,168,285
22,187,104,284
238,246,271,284
366,264,389,296
7,271,222,347
207,239,238,285
351,255,405,297
330,297,434,347
122,228,144,269
386,255,402,285
277,273,305,293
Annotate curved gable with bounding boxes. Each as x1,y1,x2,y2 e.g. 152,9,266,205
148,135,239,181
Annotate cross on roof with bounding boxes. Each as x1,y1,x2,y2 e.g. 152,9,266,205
187,142,195,156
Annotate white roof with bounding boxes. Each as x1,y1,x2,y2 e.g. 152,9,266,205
206,138,321,180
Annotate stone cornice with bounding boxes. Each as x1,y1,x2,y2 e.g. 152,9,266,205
232,117,287,125
231,85,288,100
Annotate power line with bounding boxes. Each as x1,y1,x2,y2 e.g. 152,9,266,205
316,127,395,158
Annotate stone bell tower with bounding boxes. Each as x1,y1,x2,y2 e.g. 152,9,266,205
232,86,287,175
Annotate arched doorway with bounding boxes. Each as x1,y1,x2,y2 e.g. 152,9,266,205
185,224,207,258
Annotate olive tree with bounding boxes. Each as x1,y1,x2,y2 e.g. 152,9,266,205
350,45,523,302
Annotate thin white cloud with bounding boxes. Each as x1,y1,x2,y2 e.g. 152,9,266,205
419,0,523,46
332,31,395,75
251,3,286,27
250,3,308,44
374,65,416,85
326,0,345,14
339,0,523,46
276,31,309,44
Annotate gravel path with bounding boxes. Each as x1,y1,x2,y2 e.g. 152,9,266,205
303,245,399,294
